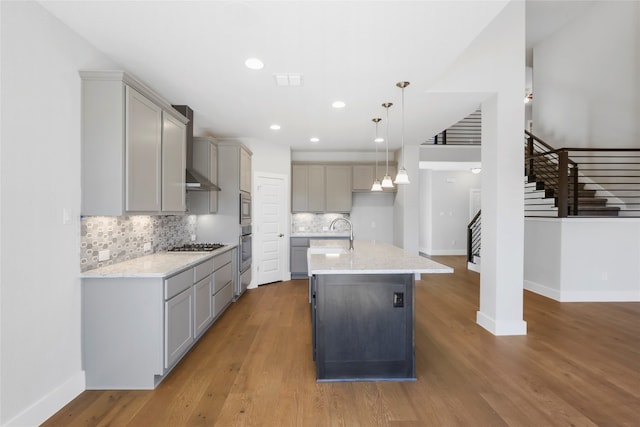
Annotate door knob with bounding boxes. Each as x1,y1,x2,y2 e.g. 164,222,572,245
278,233,284,237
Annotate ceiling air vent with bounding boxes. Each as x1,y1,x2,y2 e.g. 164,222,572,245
274,73,303,86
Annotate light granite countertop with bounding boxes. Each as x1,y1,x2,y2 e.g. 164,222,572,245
81,244,237,279
290,232,351,238
307,239,453,275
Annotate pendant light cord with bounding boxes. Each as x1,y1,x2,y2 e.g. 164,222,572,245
384,104,390,175
400,86,405,168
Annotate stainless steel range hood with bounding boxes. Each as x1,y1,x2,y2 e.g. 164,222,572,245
172,105,221,192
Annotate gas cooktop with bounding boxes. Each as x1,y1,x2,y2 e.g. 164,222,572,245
168,243,225,252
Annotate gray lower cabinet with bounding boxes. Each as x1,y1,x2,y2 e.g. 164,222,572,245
291,237,311,278
83,249,236,390
193,277,213,339
291,237,349,279
311,273,415,381
212,250,234,318
165,286,194,368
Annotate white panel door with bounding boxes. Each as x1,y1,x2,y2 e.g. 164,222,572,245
255,173,287,285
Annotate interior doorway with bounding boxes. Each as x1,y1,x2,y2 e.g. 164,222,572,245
254,172,288,286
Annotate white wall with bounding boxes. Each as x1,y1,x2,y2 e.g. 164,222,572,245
524,218,640,301
249,139,292,177
350,193,394,244
393,145,420,254
419,170,481,256
1,2,117,425
533,1,640,148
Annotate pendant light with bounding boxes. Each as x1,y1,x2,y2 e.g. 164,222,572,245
394,81,410,184
381,102,394,188
371,118,383,192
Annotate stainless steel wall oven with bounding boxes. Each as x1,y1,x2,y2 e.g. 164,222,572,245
237,224,252,297
240,192,251,226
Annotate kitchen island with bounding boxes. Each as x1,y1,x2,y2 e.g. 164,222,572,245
307,239,452,382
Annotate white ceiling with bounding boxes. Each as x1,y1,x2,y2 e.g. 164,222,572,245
40,1,594,152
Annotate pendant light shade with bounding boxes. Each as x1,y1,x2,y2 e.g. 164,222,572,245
394,81,410,184
394,168,410,184
381,102,394,188
371,118,383,192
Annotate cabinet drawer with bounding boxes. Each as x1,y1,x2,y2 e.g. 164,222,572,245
291,237,310,247
194,259,214,283
164,268,192,300
213,250,233,270
213,262,233,294
213,282,233,318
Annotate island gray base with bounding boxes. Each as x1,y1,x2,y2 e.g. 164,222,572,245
311,273,415,381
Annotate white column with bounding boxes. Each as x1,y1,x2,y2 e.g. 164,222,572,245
477,95,527,335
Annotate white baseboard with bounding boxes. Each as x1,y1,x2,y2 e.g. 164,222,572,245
476,311,527,336
524,279,561,301
3,371,85,427
525,280,640,302
558,290,640,302
467,262,480,273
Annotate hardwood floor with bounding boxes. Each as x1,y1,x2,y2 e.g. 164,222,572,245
43,256,640,426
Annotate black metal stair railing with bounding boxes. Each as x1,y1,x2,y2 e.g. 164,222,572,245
524,131,640,217
467,210,481,263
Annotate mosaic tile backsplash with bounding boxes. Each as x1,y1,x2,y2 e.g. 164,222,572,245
291,213,351,233
80,215,196,271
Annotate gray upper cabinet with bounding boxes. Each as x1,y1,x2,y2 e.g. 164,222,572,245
352,163,397,192
80,70,188,216
161,113,187,213
291,164,351,213
292,165,310,212
325,165,352,212
188,137,218,214
239,146,252,194
307,165,326,212
352,165,375,191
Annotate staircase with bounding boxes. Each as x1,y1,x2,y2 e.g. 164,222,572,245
525,170,620,217
467,210,481,272
524,131,640,217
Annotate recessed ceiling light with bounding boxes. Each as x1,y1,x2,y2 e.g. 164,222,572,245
310,137,319,143
245,57,264,70
270,124,281,130
374,137,384,143
332,101,346,109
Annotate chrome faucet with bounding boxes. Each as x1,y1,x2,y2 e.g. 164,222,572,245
329,217,354,251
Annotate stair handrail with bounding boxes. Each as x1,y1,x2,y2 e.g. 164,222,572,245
524,131,640,217
467,210,481,263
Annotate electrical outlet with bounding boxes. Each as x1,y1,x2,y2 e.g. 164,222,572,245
143,242,152,252
322,226,329,231
98,250,110,261
393,292,404,308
